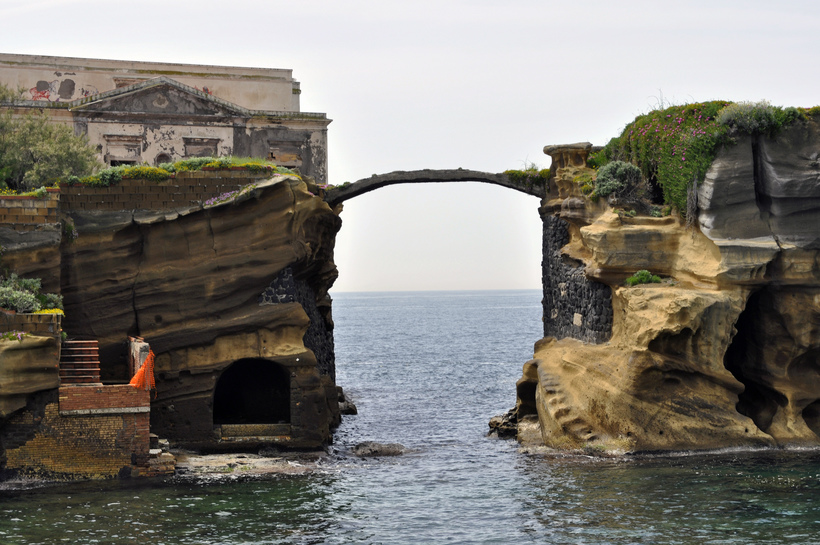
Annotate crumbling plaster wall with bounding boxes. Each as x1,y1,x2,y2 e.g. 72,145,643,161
0,53,299,111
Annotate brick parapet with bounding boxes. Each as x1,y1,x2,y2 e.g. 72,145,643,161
59,170,274,212
0,189,60,231
59,384,150,413
0,312,62,339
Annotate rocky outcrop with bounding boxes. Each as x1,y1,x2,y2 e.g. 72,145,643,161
2,174,342,451
0,336,60,420
64,176,340,449
518,119,820,452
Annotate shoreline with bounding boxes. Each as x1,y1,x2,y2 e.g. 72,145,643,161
4,441,820,493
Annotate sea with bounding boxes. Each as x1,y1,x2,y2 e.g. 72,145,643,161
2,289,820,544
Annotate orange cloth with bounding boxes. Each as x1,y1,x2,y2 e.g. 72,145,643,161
129,349,156,391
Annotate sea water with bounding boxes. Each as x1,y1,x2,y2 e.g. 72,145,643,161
1,290,820,544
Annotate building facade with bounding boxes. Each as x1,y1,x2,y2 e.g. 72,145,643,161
0,53,330,183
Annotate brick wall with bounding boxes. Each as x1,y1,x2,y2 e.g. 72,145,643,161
59,384,149,413
0,312,62,339
0,189,60,231
59,170,274,211
1,385,151,479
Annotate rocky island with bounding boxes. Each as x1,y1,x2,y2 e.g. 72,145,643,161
512,103,820,452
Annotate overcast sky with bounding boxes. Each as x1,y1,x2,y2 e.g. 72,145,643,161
2,0,819,292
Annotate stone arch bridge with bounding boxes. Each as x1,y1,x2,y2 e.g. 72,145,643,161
323,168,547,207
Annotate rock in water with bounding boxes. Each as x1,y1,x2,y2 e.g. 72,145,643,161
351,442,406,457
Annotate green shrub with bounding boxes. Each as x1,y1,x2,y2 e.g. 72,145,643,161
65,156,296,187
121,166,171,182
0,286,40,313
716,101,803,135
79,164,172,187
203,157,233,169
173,157,214,171
2,273,41,294
625,270,662,286
505,165,550,189
594,160,642,199
0,273,63,312
37,292,63,310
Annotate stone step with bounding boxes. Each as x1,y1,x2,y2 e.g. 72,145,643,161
60,339,101,386
62,340,98,345
60,372,100,384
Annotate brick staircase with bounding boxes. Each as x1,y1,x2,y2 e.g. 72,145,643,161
59,340,102,385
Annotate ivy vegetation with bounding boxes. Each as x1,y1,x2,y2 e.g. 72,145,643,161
504,164,550,191
64,156,298,188
588,100,814,215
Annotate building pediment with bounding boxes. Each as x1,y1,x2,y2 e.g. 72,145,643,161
71,77,251,117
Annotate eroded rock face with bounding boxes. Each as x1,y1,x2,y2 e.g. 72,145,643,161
55,176,342,448
0,336,60,420
520,121,820,452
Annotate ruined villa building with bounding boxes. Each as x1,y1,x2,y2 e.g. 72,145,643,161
0,53,330,182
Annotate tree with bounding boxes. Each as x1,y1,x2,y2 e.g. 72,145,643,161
0,84,100,190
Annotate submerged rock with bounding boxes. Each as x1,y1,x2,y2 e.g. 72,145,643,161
488,409,518,438
351,441,406,457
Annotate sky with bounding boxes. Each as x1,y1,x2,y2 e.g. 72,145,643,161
2,0,819,292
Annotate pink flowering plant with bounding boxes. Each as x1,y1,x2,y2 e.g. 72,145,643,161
589,101,731,214
203,183,258,208
1,330,28,343
589,100,809,215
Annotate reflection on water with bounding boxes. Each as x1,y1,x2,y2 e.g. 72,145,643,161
518,451,820,544
2,291,820,544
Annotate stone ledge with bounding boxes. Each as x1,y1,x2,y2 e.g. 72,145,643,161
59,406,151,416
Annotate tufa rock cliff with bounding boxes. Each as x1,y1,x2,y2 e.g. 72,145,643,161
1,173,342,451
517,120,820,452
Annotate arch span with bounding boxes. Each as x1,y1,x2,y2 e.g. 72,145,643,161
323,168,546,207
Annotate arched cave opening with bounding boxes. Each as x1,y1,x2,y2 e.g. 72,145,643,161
213,358,291,425
723,289,785,433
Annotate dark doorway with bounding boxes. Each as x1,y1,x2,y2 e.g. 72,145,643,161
213,358,290,425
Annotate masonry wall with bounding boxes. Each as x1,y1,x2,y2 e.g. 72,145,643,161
59,170,274,212
541,214,613,343
1,386,150,480
1,312,62,339
0,189,60,231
